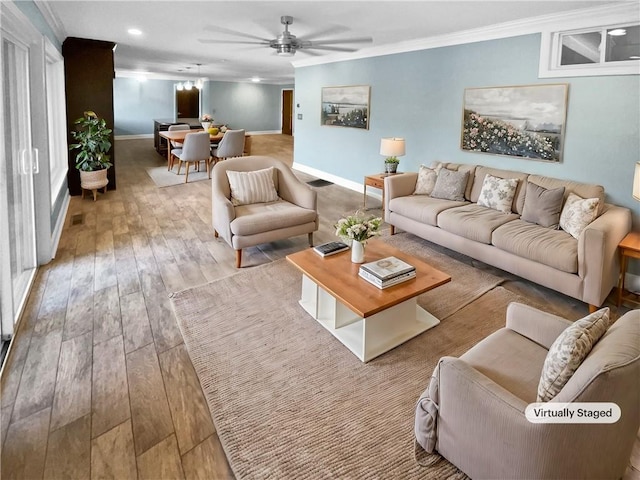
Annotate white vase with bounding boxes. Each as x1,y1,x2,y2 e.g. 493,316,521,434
351,240,365,263
201,122,211,130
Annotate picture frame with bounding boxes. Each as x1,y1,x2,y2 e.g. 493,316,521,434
461,84,569,162
321,85,370,129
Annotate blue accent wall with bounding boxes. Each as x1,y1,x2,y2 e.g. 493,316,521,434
114,78,291,135
294,34,640,225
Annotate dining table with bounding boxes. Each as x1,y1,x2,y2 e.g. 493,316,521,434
158,129,252,167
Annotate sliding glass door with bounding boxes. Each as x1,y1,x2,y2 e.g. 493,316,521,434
0,6,39,340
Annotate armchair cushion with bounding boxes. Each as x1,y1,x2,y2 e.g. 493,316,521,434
537,307,610,402
227,166,279,206
414,363,440,453
231,200,318,236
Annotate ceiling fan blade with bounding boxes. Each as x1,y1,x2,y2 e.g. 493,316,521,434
305,45,359,53
306,37,373,46
202,24,271,43
198,39,270,46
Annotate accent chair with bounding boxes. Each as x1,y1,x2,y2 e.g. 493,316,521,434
211,156,318,268
172,132,211,183
415,302,640,479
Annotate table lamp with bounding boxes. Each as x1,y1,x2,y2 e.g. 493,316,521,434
633,161,640,201
380,137,405,174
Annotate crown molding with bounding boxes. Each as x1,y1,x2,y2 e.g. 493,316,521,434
34,1,67,43
292,2,639,69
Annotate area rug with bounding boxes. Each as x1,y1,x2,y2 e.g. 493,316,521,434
146,165,209,187
170,237,524,479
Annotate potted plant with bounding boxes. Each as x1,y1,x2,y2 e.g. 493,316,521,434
384,156,400,174
69,111,112,200
335,211,382,263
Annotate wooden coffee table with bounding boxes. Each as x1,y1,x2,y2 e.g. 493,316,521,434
286,239,451,362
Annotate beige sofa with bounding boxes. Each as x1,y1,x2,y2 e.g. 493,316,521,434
415,303,640,479
385,163,631,309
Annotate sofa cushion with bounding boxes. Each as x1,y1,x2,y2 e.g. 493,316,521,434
230,199,317,236
388,195,467,227
413,165,439,195
492,220,578,273
477,174,519,214
559,193,600,239
537,308,610,402
528,174,605,217
226,167,279,206
460,328,548,403
470,166,529,213
521,182,565,229
437,204,518,244
430,169,469,201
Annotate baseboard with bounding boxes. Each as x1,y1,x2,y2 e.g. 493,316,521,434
114,134,154,140
246,130,282,135
50,191,70,259
626,272,640,295
292,163,382,201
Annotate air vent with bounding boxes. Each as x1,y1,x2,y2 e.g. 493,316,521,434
71,214,84,225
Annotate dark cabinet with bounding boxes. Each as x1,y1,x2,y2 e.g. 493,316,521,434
63,37,116,195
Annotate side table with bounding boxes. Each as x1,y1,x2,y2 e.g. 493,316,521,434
617,231,640,308
364,173,398,214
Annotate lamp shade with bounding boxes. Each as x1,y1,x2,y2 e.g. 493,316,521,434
634,161,640,201
380,137,406,157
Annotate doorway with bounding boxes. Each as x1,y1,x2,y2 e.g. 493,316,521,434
176,88,200,121
282,89,293,136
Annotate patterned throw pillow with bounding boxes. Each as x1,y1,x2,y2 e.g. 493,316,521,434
537,307,610,402
413,165,438,195
521,183,565,229
226,167,279,206
477,174,519,214
559,193,599,239
430,169,468,201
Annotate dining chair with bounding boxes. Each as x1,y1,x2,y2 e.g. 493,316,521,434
173,132,211,183
209,129,246,178
167,124,191,170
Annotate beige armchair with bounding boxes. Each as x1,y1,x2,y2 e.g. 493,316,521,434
415,303,640,480
212,156,319,267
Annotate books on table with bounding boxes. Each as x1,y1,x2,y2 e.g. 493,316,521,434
313,241,349,257
359,256,417,289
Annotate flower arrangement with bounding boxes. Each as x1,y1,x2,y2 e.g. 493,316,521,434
335,211,382,243
201,114,213,123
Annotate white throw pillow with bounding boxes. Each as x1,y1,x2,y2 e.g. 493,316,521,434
226,167,279,206
413,165,438,195
537,307,609,402
559,192,599,239
476,174,519,214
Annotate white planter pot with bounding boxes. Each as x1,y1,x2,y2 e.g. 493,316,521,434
201,122,211,130
351,240,365,263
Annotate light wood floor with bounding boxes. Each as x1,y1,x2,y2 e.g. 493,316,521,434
1,134,638,479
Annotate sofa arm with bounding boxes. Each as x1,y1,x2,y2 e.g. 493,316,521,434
384,172,418,204
578,204,632,306
505,302,572,349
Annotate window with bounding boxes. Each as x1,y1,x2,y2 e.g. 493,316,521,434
45,40,68,203
540,23,640,77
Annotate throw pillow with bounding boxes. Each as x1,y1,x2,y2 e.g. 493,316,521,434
413,165,438,195
521,183,565,228
226,167,279,206
559,192,599,239
476,174,519,214
430,169,468,202
536,307,610,402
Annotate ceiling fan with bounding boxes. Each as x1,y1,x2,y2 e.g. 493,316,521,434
199,16,372,57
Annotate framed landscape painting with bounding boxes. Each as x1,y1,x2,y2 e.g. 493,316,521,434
461,84,568,162
321,85,370,129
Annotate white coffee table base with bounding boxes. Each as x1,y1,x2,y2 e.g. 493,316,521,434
298,274,439,362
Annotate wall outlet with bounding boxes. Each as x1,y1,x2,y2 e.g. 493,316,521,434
297,114,303,120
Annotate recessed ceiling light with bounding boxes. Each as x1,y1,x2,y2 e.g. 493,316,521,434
251,77,261,83
608,28,627,36
128,28,142,36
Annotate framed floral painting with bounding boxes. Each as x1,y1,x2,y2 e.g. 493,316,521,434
461,84,568,162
